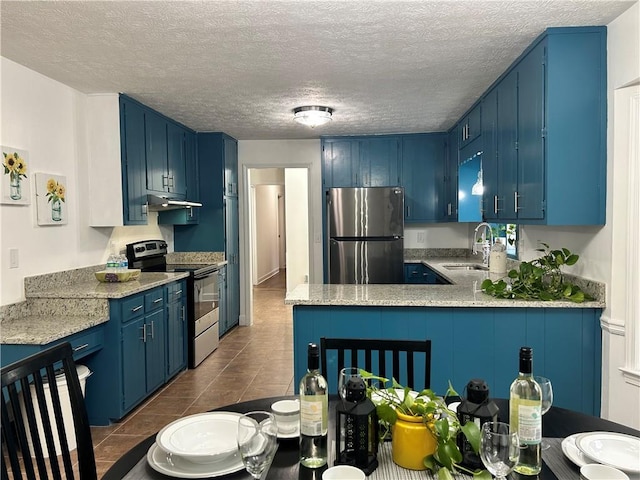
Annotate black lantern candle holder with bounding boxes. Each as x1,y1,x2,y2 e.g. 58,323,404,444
335,376,378,475
457,378,500,469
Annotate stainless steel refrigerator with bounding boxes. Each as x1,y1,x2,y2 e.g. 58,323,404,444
327,186,404,284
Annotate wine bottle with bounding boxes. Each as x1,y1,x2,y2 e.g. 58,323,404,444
299,343,328,468
509,346,542,475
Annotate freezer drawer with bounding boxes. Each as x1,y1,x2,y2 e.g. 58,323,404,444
329,238,403,284
193,321,219,367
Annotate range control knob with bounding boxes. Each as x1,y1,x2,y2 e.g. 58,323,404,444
135,246,145,253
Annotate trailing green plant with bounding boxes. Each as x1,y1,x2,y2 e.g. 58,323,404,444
481,242,593,303
361,372,491,480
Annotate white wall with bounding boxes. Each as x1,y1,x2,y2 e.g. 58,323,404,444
285,168,310,292
0,58,171,306
405,224,474,249
251,184,283,284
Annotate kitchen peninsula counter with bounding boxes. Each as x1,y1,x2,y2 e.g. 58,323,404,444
285,258,605,309
288,257,604,417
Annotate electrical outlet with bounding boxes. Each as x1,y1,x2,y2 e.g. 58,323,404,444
416,232,426,244
9,248,19,268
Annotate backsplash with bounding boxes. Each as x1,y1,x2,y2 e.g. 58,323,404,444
166,252,225,264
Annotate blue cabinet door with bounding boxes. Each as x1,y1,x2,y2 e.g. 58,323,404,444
496,69,518,221
359,137,400,187
224,135,238,196
481,87,498,221
517,41,545,220
322,139,358,188
120,97,148,225
402,134,446,223
443,129,458,221
145,112,169,194
166,280,187,378
145,308,166,393
122,317,146,411
218,265,228,335
166,122,187,198
226,195,240,332
458,104,482,148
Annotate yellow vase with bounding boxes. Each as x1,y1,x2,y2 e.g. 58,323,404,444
391,411,437,470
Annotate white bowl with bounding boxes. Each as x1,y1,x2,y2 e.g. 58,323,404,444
156,412,241,464
322,465,366,480
580,464,630,480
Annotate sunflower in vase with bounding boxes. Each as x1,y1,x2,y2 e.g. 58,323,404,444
3,151,28,200
46,178,65,221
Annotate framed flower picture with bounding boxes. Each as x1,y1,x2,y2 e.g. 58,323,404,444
1,146,31,205
35,172,68,225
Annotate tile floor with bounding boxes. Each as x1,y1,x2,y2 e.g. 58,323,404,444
91,270,292,478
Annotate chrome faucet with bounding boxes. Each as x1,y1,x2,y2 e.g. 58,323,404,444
473,222,494,266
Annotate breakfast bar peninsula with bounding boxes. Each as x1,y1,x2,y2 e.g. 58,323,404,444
285,257,605,416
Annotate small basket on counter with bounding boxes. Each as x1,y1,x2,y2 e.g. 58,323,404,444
95,269,141,283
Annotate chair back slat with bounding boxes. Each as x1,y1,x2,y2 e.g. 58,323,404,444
320,337,432,393
1,342,97,480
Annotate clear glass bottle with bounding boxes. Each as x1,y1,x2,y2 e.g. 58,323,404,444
299,343,328,468
509,346,542,475
106,243,119,273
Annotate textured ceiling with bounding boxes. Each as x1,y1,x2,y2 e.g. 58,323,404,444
1,1,636,140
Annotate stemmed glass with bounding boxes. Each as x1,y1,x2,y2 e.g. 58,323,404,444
479,421,519,480
338,367,362,401
236,411,278,479
534,376,553,450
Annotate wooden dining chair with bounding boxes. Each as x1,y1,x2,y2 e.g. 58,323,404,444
320,337,432,392
1,342,97,480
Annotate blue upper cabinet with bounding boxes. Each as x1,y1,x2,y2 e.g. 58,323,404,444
402,134,447,223
359,137,400,187
479,27,606,225
322,136,400,189
458,103,481,149
145,112,169,195
443,129,458,222
166,122,187,197
159,131,199,225
120,97,148,225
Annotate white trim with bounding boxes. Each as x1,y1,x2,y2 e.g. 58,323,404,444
600,314,626,336
625,89,640,372
620,368,640,387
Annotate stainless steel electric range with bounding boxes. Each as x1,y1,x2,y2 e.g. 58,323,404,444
126,240,220,368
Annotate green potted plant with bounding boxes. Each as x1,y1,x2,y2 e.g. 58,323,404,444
361,372,491,480
481,242,593,302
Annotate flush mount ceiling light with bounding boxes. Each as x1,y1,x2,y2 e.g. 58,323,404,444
293,106,333,128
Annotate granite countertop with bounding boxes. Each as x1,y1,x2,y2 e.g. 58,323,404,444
25,272,190,299
1,314,109,345
285,257,606,309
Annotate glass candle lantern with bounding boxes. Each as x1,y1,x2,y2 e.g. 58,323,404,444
334,376,378,475
457,378,500,469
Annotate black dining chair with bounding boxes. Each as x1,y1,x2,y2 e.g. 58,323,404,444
319,337,432,392
1,342,97,480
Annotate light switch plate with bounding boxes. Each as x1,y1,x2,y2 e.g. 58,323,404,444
9,248,19,268
417,232,426,244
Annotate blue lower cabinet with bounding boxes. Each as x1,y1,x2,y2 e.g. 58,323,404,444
84,281,187,425
292,305,602,416
404,264,450,285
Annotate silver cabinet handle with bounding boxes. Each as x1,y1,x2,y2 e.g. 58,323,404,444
494,195,499,214
141,324,146,343
162,175,169,188
514,191,520,212
153,298,163,304
406,205,410,218
147,321,155,340
73,343,89,352
174,290,183,296
132,305,143,313
181,306,185,322
447,203,452,216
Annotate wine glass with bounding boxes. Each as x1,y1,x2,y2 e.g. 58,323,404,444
338,367,361,401
534,376,553,450
236,411,278,479
480,421,519,480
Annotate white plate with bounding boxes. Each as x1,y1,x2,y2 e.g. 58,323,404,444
575,432,640,473
278,424,300,439
562,433,590,468
156,412,242,464
147,442,244,479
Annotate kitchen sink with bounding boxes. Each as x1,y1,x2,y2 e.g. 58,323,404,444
442,264,489,271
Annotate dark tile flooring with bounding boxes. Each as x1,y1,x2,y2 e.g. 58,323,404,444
91,270,292,478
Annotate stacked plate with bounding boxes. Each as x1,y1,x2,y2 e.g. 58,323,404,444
561,431,640,478
147,412,245,479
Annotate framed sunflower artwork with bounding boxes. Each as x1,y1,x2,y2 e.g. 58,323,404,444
1,146,31,205
35,172,68,225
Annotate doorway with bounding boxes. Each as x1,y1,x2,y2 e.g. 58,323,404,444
247,167,310,322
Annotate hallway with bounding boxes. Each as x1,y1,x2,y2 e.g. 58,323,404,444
91,270,293,477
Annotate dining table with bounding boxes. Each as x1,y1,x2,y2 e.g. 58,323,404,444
102,396,640,480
